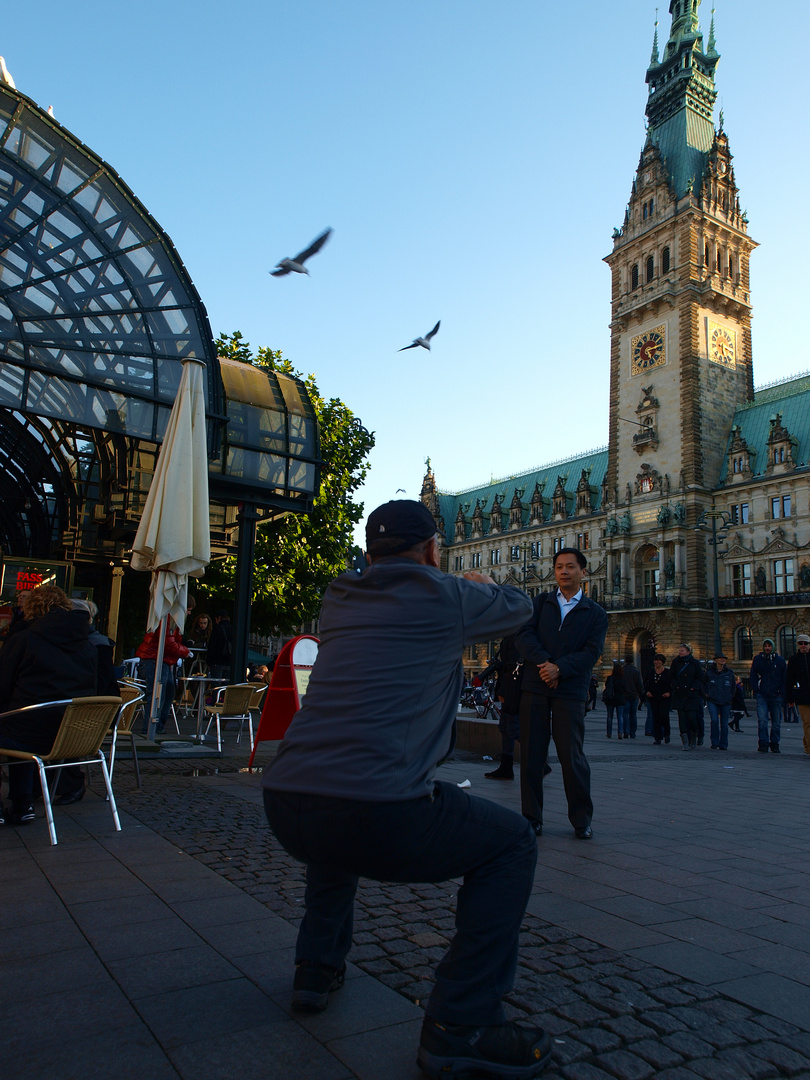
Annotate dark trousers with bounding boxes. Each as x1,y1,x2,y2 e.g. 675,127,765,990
649,701,671,743
519,691,592,830
263,781,537,1027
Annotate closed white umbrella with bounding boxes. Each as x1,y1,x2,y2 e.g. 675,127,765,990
131,358,210,738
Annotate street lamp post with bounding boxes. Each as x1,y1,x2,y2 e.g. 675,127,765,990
695,507,733,656
520,541,536,592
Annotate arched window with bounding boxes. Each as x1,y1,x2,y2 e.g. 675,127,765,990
779,626,797,659
662,246,671,273
646,256,655,283
631,264,639,290
736,627,753,661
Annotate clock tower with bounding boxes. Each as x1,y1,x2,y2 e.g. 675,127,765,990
605,0,757,513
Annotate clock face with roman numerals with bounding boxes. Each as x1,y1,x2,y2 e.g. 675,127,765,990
708,322,736,368
631,325,666,376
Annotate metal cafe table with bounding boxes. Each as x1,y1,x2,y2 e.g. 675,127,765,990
179,675,228,743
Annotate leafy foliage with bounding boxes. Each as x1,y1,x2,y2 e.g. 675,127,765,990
200,332,374,634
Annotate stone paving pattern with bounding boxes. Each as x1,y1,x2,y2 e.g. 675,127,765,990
3,705,810,1078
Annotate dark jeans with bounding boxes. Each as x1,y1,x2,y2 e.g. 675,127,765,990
263,782,536,1027
707,702,731,749
0,733,47,808
519,691,592,830
756,694,782,748
627,697,638,738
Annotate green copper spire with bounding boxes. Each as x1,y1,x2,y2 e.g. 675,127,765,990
650,10,660,66
707,6,717,55
645,0,720,197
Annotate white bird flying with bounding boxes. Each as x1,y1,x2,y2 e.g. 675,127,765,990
271,228,333,277
398,320,441,352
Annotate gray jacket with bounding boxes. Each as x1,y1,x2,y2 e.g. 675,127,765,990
263,559,533,801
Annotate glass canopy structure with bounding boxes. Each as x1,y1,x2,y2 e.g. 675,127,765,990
0,78,321,658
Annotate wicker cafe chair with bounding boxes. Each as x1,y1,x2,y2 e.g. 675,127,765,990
203,684,257,752
0,696,123,846
105,684,146,788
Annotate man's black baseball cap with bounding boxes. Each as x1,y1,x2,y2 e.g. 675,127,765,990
365,500,437,556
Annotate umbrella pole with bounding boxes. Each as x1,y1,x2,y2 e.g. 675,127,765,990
147,614,169,743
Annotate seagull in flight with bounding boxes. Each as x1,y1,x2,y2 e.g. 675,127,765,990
271,228,333,277
398,320,441,352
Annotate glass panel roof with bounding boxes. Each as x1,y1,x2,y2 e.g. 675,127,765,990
0,83,222,441
0,82,320,513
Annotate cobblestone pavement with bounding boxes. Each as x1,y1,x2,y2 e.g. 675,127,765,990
105,715,810,1080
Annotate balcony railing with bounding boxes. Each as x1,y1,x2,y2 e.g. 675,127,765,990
601,595,684,611
717,592,810,609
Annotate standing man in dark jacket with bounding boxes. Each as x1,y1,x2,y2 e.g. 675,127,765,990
786,633,810,755
750,638,787,753
704,653,736,751
515,547,608,840
670,644,704,750
263,501,552,1079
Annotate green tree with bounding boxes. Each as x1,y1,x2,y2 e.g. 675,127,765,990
201,332,375,633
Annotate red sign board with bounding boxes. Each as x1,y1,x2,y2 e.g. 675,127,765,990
247,634,319,770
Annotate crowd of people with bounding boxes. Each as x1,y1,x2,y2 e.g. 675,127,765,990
596,635,809,755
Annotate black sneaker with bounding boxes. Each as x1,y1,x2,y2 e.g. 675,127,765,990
7,805,36,825
418,1017,552,1078
291,962,346,1012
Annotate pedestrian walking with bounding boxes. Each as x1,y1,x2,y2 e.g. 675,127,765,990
670,644,704,750
750,638,787,753
786,633,810,755
622,656,644,738
643,654,672,745
704,653,735,750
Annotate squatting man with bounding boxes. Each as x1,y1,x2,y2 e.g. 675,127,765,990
263,500,557,1079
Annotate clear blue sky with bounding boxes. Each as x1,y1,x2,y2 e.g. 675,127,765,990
3,2,807,544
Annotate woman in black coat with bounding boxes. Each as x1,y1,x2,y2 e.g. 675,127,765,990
644,653,672,745
669,644,704,750
0,586,97,824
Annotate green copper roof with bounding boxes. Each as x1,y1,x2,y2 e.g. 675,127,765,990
437,447,608,544
645,0,719,197
721,373,810,478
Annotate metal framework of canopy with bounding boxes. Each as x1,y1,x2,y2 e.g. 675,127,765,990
0,81,321,668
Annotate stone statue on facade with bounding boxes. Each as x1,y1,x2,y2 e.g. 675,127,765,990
612,565,622,593
673,502,686,524
755,566,767,593
657,505,671,526
606,517,618,536
664,558,675,587
619,511,632,534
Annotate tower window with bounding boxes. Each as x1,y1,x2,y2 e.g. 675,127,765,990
705,243,710,267
631,264,639,290
662,246,670,273
646,256,655,283
728,254,735,277
716,250,722,272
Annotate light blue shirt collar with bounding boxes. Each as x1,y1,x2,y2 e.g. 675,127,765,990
556,588,583,623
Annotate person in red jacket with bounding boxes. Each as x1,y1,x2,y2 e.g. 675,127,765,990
136,622,190,734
